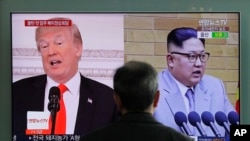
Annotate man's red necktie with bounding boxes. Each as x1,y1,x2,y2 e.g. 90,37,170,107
49,84,68,134
54,84,67,134
26,84,68,135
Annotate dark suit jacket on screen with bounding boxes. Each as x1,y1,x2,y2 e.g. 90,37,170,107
12,74,120,137
80,112,193,141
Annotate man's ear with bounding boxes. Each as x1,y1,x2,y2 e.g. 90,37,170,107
167,53,174,68
153,90,160,108
75,43,83,59
113,93,124,113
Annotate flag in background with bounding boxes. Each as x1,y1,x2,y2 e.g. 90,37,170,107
235,82,240,114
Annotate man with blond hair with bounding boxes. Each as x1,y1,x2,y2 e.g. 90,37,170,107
13,17,120,139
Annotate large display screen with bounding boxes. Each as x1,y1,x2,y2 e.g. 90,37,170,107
11,12,239,141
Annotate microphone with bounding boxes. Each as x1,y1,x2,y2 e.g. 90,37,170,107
188,111,207,136
174,111,193,136
47,86,60,134
228,111,239,125
215,111,230,134
201,111,221,137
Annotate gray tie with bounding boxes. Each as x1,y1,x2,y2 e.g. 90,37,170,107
185,89,194,111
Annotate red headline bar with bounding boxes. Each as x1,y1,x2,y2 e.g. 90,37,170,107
24,20,72,26
26,129,50,135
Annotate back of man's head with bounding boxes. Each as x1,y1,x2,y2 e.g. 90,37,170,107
113,61,158,113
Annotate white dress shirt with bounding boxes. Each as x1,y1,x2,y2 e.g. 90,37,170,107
171,76,194,113
44,72,81,134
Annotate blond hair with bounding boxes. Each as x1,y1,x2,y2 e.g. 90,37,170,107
35,17,83,51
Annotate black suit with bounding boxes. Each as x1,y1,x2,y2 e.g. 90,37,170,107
12,74,120,138
80,112,193,141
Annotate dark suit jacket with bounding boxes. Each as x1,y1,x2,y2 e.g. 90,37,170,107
12,74,120,138
80,112,193,141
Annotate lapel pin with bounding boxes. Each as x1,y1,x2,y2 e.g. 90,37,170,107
87,98,93,104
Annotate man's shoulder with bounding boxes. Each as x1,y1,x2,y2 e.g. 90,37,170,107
80,75,113,91
155,124,193,140
199,74,224,90
201,74,222,82
80,124,112,140
13,74,46,85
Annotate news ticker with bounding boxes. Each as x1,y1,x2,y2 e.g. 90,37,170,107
12,125,250,141
13,134,81,141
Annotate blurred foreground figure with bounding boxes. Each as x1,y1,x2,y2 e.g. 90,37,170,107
80,61,193,141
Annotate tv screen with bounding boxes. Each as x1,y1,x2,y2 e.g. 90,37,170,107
11,12,239,140
11,13,124,141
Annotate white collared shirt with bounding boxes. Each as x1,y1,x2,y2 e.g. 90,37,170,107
44,72,81,134
171,76,194,112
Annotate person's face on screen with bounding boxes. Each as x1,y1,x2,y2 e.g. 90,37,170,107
37,27,82,83
168,38,207,87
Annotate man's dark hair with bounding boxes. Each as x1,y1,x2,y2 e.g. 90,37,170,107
167,27,205,52
113,61,158,112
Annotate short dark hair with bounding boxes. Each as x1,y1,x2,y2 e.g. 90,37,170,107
113,61,158,112
167,27,205,52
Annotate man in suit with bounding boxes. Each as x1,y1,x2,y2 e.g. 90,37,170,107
12,17,120,139
80,61,193,141
153,27,236,137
